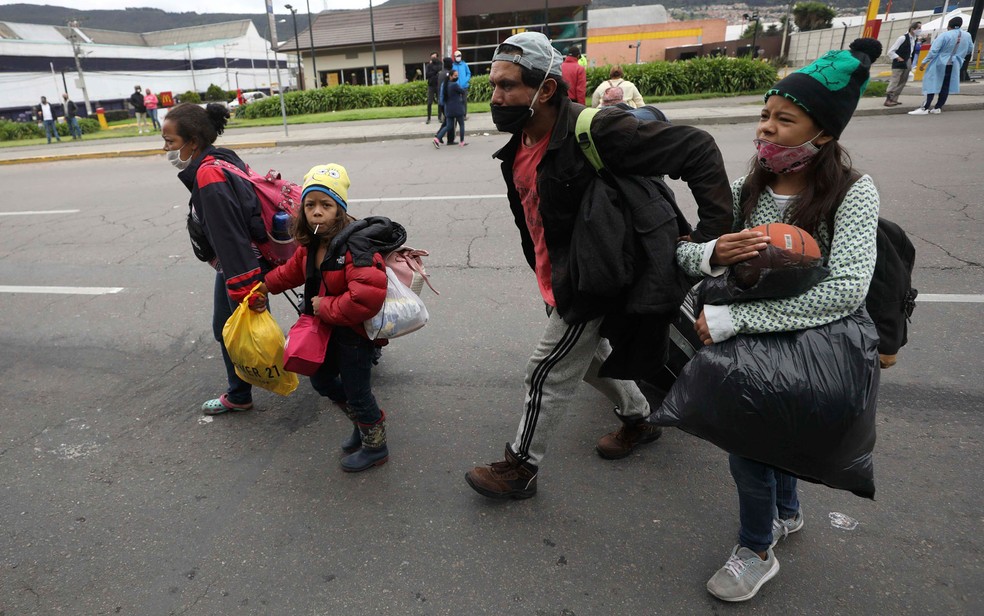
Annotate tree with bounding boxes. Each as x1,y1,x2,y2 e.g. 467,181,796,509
792,2,836,32
740,21,763,39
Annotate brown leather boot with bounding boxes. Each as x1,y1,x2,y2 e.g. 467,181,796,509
596,415,663,460
465,445,537,500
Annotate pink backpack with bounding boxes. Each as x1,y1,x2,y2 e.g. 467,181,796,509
204,157,302,265
385,247,438,296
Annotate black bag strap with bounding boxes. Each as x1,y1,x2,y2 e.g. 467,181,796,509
302,240,322,316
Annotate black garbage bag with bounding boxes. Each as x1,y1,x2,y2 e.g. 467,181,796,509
698,246,829,313
648,309,880,499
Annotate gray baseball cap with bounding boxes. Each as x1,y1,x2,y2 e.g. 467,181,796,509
492,32,563,77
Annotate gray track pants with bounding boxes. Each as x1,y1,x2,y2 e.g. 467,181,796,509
511,309,650,467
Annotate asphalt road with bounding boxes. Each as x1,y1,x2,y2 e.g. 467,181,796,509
1,113,982,615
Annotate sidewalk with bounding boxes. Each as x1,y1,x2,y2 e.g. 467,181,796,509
2,80,982,166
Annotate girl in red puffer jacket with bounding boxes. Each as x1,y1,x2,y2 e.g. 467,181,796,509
259,163,407,472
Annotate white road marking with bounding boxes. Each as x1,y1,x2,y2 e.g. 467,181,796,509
0,286,123,295
917,294,984,303
349,194,505,203
0,209,80,216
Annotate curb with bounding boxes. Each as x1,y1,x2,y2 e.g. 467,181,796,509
0,142,278,166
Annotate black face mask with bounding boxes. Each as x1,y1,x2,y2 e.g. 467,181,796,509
490,104,534,134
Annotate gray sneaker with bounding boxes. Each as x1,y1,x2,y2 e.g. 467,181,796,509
706,545,780,602
771,510,804,547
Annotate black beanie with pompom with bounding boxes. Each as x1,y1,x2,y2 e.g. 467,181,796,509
765,37,883,139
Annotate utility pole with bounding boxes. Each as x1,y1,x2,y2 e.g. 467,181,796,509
66,20,92,115
780,0,794,65
369,0,378,84
306,0,319,88
187,43,197,91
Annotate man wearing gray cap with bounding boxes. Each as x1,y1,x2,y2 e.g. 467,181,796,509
465,31,734,500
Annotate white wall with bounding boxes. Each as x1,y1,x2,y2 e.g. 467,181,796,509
0,22,292,110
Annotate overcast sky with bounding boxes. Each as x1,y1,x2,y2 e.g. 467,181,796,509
0,1,375,12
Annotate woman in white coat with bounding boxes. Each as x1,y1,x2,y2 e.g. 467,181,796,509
909,16,974,115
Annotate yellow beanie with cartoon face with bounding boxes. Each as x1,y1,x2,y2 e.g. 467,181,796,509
301,163,350,210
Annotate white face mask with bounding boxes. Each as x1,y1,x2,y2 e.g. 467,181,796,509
913,29,923,36
166,148,192,170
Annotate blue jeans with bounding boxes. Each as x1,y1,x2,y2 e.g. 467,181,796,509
148,108,160,130
729,454,800,553
212,272,253,405
436,115,465,145
436,114,463,144
67,117,82,139
309,326,381,425
43,120,61,143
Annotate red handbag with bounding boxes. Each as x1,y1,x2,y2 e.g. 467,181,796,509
282,314,330,376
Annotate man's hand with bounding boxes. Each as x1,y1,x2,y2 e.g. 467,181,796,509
710,229,770,266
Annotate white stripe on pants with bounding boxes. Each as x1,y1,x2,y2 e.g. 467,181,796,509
512,309,650,466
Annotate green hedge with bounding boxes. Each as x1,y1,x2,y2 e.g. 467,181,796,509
238,57,777,119
587,57,777,96
0,117,102,141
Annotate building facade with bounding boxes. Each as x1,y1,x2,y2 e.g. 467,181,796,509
0,20,291,116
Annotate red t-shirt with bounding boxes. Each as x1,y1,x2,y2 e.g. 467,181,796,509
513,131,555,306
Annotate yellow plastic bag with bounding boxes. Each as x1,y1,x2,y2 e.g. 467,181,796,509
222,284,298,396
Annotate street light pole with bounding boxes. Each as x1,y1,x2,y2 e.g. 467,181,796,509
305,0,319,88
369,0,378,85
285,4,303,90
265,0,289,136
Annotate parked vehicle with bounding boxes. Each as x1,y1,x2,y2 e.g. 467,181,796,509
228,91,267,109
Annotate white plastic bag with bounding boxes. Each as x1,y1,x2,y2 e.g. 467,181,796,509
364,267,428,339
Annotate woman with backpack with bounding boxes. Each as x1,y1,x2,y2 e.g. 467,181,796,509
657,39,883,602
257,164,404,472
162,102,271,416
590,65,644,108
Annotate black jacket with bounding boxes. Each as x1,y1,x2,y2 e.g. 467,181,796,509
425,59,442,87
179,146,266,303
494,97,733,378
130,91,146,112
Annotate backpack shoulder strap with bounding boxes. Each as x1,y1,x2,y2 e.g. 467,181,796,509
576,107,604,174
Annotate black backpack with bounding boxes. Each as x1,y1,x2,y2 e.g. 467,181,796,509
738,181,917,364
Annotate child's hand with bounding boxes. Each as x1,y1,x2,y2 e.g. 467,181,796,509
694,309,713,346
311,296,322,313
710,230,770,266
248,292,267,313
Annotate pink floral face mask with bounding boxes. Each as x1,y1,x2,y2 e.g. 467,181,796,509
753,131,824,174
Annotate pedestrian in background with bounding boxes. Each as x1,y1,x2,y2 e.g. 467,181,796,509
130,85,148,133
590,65,644,108
452,49,471,120
437,57,456,144
561,45,587,104
145,88,161,130
433,70,467,148
885,21,921,106
62,93,82,140
425,51,442,125
909,17,973,115
36,96,61,144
